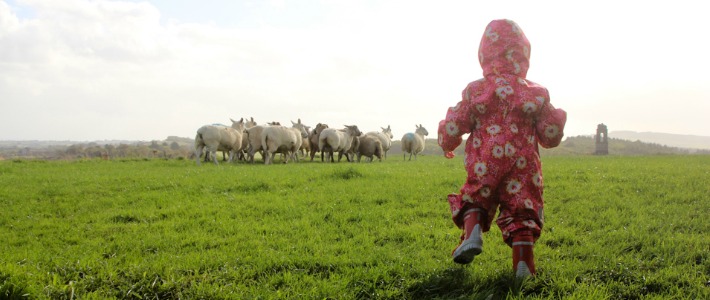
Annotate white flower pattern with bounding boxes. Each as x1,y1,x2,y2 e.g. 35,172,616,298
487,125,501,135
496,86,514,99
524,199,534,209
476,104,486,114
532,172,542,187
516,156,527,169
492,145,504,158
474,162,487,176
472,137,482,148
505,142,516,157
480,187,491,198
510,123,518,133
446,122,459,136
506,180,522,194
522,102,537,113
545,125,560,138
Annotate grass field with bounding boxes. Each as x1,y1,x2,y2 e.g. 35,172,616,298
1,155,708,299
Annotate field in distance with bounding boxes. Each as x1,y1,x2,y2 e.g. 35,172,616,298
0,155,708,299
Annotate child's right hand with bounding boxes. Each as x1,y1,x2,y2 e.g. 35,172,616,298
444,151,455,159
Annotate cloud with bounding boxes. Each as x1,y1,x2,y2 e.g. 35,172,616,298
1,0,709,141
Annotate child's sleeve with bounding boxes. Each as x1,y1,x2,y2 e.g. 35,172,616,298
535,96,567,148
438,84,478,153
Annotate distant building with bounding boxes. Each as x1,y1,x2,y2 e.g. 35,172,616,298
595,123,609,155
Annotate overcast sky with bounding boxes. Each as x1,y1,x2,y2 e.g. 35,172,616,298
1,0,708,141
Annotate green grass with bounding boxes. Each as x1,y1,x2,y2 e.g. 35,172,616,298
0,156,708,299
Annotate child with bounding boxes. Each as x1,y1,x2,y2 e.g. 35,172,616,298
437,19,567,277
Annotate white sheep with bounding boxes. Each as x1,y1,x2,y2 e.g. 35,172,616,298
237,117,257,161
365,125,393,159
243,121,285,163
318,125,362,163
261,125,308,165
194,118,245,165
291,118,310,159
401,124,428,161
245,125,267,163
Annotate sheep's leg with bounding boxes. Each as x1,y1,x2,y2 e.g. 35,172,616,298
227,150,235,163
195,145,204,165
211,150,219,165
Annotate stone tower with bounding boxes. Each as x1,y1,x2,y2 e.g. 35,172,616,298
595,123,609,155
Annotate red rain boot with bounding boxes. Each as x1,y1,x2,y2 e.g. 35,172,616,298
452,208,483,264
512,234,536,277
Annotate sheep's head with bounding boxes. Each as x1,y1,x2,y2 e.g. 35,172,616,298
415,124,429,136
245,117,257,128
345,125,362,137
230,118,245,131
382,125,393,139
315,123,329,134
291,119,309,138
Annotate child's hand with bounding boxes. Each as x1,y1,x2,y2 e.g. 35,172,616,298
444,151,455,159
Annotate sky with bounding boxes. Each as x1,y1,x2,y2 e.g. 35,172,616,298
1,0,709,142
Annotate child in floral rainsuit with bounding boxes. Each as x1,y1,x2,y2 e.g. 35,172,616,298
438,19,566,277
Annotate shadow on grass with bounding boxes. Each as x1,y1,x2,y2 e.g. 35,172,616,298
405,267,534,300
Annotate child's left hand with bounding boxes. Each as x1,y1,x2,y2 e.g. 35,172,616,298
444,151,455,159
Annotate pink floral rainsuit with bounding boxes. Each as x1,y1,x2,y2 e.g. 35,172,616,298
438,19,567,245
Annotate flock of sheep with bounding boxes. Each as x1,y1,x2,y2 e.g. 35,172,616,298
194,118,430,165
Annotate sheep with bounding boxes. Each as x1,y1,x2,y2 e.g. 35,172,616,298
200,123,229,163
356,134,383,162
340,133,359,162
194,118,245,165
261,125,308,165
237,117,257,161
401,124,429,161
318,125,362,163
291,119,310,159
245,125,267,163
365,125,393,159
308,123,329,162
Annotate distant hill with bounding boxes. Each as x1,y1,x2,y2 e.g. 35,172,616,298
388,135,710,157
609,131,710,150
3,131,708,160
539,136,710,156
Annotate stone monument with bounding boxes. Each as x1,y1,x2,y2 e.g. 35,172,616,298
594,123,609,155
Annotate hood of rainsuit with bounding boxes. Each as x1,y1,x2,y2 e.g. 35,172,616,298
478,19,531,78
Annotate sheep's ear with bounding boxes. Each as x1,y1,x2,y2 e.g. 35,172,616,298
230,118,236,123
291,120,296,125
298,118,302,124
387,125,391,130
240,118,244,123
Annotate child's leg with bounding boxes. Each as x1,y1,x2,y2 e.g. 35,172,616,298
512,231,535,277
452,207,484,264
